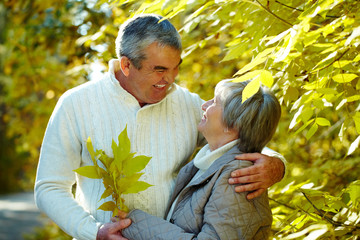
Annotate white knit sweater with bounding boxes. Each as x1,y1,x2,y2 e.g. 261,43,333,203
34,59,204,240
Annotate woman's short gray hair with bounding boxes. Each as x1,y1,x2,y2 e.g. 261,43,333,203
215,79,281,153
115,14,182,69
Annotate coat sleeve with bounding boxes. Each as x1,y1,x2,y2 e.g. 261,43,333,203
34,93,102,240
122,210,196,240
122,161,271,240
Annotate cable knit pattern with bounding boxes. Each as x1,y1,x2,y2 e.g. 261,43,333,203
34,60,204,240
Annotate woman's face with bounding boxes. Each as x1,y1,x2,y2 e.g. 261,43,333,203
198,93,228,140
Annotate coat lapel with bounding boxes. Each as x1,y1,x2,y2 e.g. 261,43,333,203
165,146,245,216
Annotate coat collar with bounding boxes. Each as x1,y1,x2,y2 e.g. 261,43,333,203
165,146,243,216
187,146,242,186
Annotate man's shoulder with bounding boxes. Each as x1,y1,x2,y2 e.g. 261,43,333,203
60,76,106,100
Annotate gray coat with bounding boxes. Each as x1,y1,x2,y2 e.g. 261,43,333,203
122,146,272,240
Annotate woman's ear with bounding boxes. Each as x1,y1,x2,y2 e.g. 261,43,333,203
120,56,131,77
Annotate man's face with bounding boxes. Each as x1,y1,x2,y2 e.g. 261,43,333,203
124,42,182,106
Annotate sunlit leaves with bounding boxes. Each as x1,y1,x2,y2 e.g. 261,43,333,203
332,74,358,83
122,1,360,239
345,180,360,208
123,155,152,176
98,201,116,212
73,126,152,215
73,166,101,179
347,136,360,156
233,47,275,76
306,122,318,140
241,78,260,103
3,0,360,238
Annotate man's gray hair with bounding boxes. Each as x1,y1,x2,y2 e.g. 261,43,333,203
115,14,182,69
216,79,281,153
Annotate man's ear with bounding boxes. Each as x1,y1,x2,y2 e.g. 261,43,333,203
120,56,131,77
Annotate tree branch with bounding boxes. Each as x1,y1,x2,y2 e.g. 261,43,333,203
301,192,360,231
275,0,303,12
301,192,341,226
269,197,296,210
275,0,338,18
255,0,293,27
310,49,350,73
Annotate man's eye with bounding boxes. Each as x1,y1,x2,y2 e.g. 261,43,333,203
154,68,166,73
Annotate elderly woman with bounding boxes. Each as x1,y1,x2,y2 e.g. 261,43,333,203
120,79,281,239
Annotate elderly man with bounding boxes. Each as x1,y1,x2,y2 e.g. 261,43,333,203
35,14,285,240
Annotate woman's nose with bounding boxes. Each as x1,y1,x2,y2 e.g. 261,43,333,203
202,99,213,111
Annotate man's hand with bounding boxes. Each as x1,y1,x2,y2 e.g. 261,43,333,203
228,153,285,200
96,218,131,240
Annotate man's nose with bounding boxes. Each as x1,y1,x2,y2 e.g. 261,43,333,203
164,70,178,84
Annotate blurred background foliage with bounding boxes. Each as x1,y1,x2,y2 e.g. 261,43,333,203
1,0,359,239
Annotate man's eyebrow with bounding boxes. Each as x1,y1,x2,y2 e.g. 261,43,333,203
153,59,183,70
154,66,168,70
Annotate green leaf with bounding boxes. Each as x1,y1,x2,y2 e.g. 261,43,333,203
316,118,330,126
123,155,152,176
332,74,358,83
259,70,274,88
347,95,360,102
347,136,360,156
284,86,299,104
354,54,360,62
73,166,101,179
353,112,360,134
122,181,153,194
233,47,275,76
86,137,97,166
184,1,213,24
117,173,143,193
98,201,116,211
232,70,261,82
98,153,113,170
332,60,352,68
117,126,131,159
300,107,314,123
100,187,113,200
112,126,132,170
222,41,249,62
242,78,260,103
316,88,338,95
274,29,295,63
102,175,114,189
266,28,291,46
306,122,318,140
345,180,360,207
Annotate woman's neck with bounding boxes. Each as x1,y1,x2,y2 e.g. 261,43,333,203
207,135,238,151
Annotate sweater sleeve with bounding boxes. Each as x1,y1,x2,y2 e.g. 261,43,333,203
262,146,288,179
34,93,102,240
